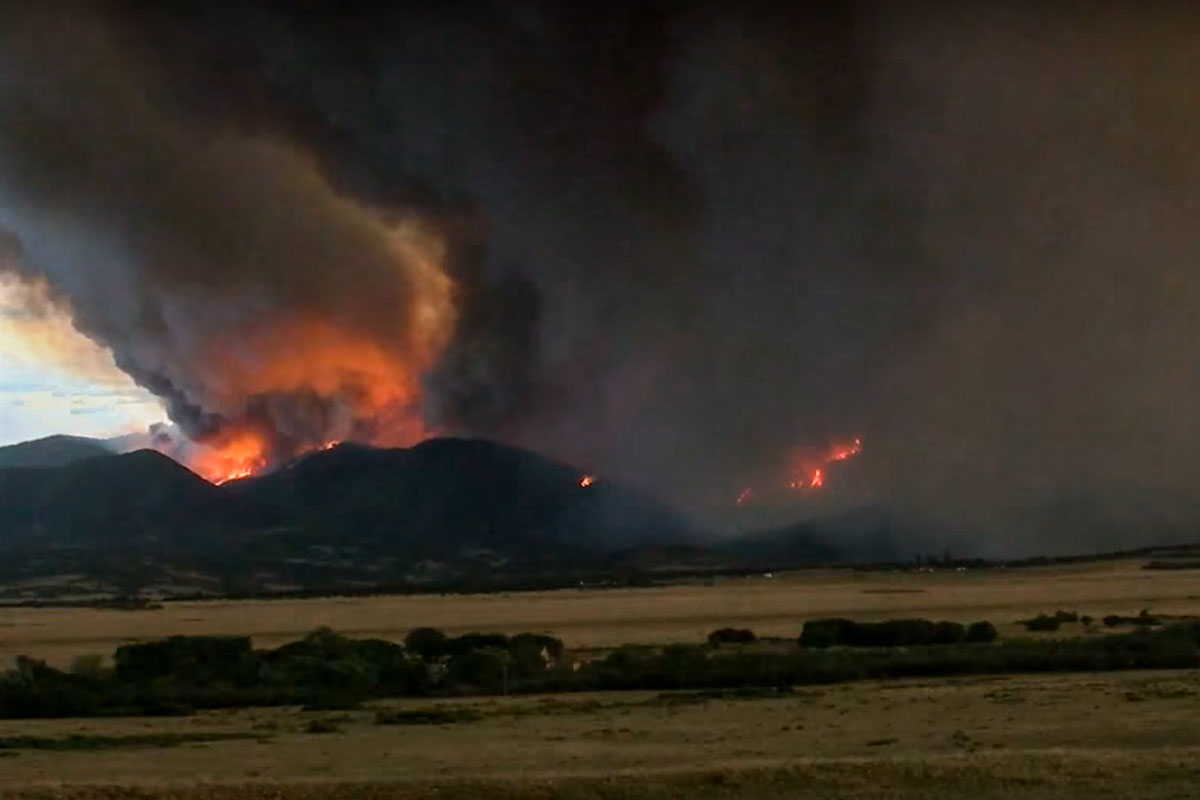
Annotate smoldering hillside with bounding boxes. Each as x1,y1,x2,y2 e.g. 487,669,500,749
2,2,1200,556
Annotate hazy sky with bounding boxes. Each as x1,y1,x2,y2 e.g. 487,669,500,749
0,281,163,445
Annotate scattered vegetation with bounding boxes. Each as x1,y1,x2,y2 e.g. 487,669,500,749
0,732,261,751
1020,610,1082,632
303,718,344,734
1103,610,1162,627
1144,559,1200,570
707,628,758,646
374,707,483,725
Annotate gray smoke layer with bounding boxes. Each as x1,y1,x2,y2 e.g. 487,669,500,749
3,2,1200,555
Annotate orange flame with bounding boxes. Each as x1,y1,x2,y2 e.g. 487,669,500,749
579,474,595,488
191,429,270,485
785,437,861,492
174,220,453,485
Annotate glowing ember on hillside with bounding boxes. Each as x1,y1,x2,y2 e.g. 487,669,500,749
579,474,595,488
829,438,863,462
737,436,863,506
809,468,825,488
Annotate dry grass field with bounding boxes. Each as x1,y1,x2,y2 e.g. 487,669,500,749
1,670,1199,798
2,558,1198,667
2,560,1200,797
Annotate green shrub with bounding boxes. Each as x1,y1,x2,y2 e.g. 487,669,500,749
404,628,449,660
270,628,356,660
0,658,108,719
446,633,510,657
509,633,564,661
799,618,949,648
930,622,967,645
603,645,657,669
1135,609,1161,626
707,628,758,646
508,633,565,676
1102,611,1162,628
1022,615,1062,632
113,636,256,686
445,648,510,692
798,619,855,649
965,621,999,643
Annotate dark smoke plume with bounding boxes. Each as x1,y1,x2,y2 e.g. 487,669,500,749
3,2,1200,555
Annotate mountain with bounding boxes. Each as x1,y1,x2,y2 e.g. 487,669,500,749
0,437,701,595
230,438,693,557
0,434,114,468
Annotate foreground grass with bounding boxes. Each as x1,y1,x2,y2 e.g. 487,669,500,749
3,750,1200,799
1,670,1198,795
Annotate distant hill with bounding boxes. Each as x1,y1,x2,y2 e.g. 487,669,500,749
0,435,114,468
724,505,903,565
0,449,242,554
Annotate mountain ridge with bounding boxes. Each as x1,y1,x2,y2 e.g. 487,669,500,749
0,436,721,595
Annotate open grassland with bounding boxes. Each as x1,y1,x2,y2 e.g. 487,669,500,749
1,670,1199,798
2,558,1199,666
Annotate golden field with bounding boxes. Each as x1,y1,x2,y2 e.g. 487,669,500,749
3,558,1200,798
2,670,1199,798
1,558,1198,667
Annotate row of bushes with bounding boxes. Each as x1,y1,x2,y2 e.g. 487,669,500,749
584,623,1200,692
3,622,1200,720
798,618,998,648
1021,609,1162,632
0,627,564,719
1023,611,1082,631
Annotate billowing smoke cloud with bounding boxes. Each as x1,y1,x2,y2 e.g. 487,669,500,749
3,2,1200,554
0,6,456,478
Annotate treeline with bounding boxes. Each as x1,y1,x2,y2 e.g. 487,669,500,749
0,628,563,719
3,622,1200,720
798,619,998,648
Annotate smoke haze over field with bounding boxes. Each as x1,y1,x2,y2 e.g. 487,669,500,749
3,2,1200,555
